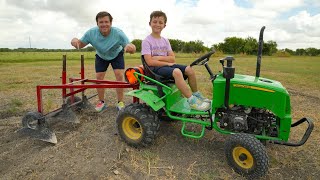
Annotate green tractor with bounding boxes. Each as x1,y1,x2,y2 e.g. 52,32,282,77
116,26,314,179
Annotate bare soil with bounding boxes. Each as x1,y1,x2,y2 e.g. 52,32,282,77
0,90,319,180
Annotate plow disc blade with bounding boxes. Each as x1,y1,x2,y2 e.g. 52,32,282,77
67,95,96,113
17,127,57,144
79,101,96,113
53,106,80,124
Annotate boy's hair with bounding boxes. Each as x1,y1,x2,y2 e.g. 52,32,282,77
149,11,167,24
96,11,113,23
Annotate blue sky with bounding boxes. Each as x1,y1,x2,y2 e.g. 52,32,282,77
0,0,319,50
234,0,253,8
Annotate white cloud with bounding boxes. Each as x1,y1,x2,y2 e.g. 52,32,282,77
289,11,320,36
252,0,303,11
0,0,319,50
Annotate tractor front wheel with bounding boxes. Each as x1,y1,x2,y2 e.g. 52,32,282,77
225,133,269,179
116,103,160,147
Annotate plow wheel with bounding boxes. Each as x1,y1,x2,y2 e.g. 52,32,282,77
116,103,159,147
225,133,269,179
22,111,45,129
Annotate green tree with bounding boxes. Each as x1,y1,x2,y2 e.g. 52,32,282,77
222,37,245,54
182,40,206,53
284,48,294,55
169,39,184,52
211,43,225,52
243,37,258,55
0,48,11,52
296,48,306,56
131,39,142,52
305,47,319,56
263,41,277,55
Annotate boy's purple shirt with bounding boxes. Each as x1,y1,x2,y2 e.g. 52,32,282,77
141,35,172,56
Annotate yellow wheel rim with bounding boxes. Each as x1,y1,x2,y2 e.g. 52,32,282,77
122,117,142,140
232,146,254,169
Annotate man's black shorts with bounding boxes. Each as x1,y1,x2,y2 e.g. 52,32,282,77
95,51,124,73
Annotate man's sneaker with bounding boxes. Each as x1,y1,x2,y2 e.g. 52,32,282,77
95,101,107,112
188,95,211,111
117,101,125,111
193,91,211,102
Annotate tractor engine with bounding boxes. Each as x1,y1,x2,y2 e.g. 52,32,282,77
220,112,248,131
217,106,278,136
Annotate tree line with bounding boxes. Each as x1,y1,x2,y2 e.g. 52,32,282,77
1,37,319,56
0,47,95,52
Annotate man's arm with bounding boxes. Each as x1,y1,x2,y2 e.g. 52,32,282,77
71,38,87,49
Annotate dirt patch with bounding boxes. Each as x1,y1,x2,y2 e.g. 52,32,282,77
0,92,319,180
287,88,320,105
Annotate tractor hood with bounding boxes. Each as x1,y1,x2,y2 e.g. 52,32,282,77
213,73,291,119
230,74,288,94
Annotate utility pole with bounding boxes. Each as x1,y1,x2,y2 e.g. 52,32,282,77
29,36,31,48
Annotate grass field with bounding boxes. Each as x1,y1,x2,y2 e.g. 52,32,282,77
0,51,319,179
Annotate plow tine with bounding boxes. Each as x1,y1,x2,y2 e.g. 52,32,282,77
52,104,80,124
63,107,80,123
79,96,96,113
81,100,95,110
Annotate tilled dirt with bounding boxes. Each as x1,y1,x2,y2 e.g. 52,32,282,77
0,93,319,180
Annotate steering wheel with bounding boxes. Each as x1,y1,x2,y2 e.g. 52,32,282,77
190,50,215,67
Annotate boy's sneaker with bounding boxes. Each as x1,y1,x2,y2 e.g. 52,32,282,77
117,101,125,111
188,95,211,111
193,91,211,102
95,101,107,112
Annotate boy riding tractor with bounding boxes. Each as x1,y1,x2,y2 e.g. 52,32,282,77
117,27,313,179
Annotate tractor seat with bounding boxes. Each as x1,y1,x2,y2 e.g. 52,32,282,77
141,55,175,84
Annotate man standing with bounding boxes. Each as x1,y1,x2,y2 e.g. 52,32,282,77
71,11,136,112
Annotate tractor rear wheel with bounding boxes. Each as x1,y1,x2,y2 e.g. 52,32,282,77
225,133,268,179
116,103,159,147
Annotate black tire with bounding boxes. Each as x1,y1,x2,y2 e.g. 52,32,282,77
22,111,44,129
260,139,267,146
116,103,160,147
66,96,82,111
225,133,269,179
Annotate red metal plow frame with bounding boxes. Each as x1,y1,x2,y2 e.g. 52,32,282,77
36,55,139,115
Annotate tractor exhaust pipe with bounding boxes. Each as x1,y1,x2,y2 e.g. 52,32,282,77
256,26,265,77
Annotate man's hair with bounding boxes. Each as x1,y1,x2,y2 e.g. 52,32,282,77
149,10,167,24
96,11,113,23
